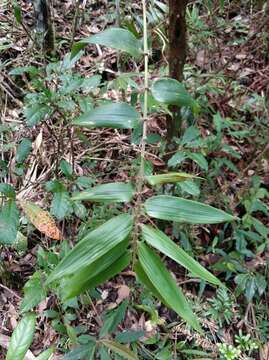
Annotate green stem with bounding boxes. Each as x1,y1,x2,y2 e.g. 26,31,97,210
132,0,149,268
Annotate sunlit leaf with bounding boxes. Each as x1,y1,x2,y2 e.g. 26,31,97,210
20,200,62,240
145,195,235,224
47,214,133,284
141,225,222,286
35,347,54,360
145,172,196,185
137,243,202,332
72,182,135,203
6,313,36,360
73,103,140,129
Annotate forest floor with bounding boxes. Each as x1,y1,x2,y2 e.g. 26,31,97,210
0,1,269,359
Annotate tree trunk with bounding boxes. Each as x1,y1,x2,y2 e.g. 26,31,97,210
33,0,54,54
167,0,188,142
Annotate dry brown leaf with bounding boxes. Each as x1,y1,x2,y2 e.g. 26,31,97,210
20,201,62,240
116,285,130,304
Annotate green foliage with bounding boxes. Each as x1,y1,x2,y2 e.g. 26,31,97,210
6,313,36,360
0,199,19,245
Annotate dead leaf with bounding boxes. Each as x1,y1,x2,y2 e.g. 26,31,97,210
20,201,62,240
116,285,130,304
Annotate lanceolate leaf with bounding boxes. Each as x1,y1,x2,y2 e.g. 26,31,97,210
20,201,62,240
151,78,199,113
35,347,54,360
0,200,19,245
73,103,140,129
145,172,196,186
6,313,36,360
71,28,142,59
61,244,131,300
100,340,139,360
137,243,202,332
141,225,222,286
145,195,235,224
47,214,133,283
72,182,135,203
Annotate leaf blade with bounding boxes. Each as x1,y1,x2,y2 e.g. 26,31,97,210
72,182,135,203
73,103,140,129
100,340,139,360
6,313,36,360
47,214,133,283
138,243,202,332
142,225,222,286
144,195,235,224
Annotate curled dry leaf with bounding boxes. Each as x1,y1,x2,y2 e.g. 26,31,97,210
20,201,62,240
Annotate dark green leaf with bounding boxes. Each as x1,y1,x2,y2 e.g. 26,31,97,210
141,225,222,286
20,272,47,313
62,343,96,360
73,103,140,129
6,313,36,360
0,183,16,198
100,340,139,360
151,78,199,113
16,138,32,163
61,245,130,300
137,243,202,332
24,104,52,127
46,214,133,283
13,1,22,23
60,159,73,179
145,195,235,224
115,331,145,344
0,200,19,245
100,300,128,337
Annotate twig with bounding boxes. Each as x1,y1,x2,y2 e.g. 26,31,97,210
0,284,21,299
70,0,81,48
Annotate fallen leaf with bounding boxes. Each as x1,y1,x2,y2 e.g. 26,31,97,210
20,201,62,240
116,285,130,304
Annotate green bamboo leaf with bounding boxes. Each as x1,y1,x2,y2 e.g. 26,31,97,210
141,225,222,286
73,103,140,129
6,313,36,360
61,247,131,300
145,172,197,186
138,243,202,332
72,182,135,203
0,200,19,245
46,214,133,283
145,195,235,224
71,28,142,59
35,347,54,360
100,340,139,360
151,78,199,113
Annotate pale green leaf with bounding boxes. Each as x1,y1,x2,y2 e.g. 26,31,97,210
46,214,133,283
73,103,140,129
138,243,202,332
145,195,235,224
6,313,36,360
72,182,134,203
145,172,196,186
141,225,222,286
35,347,54,360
